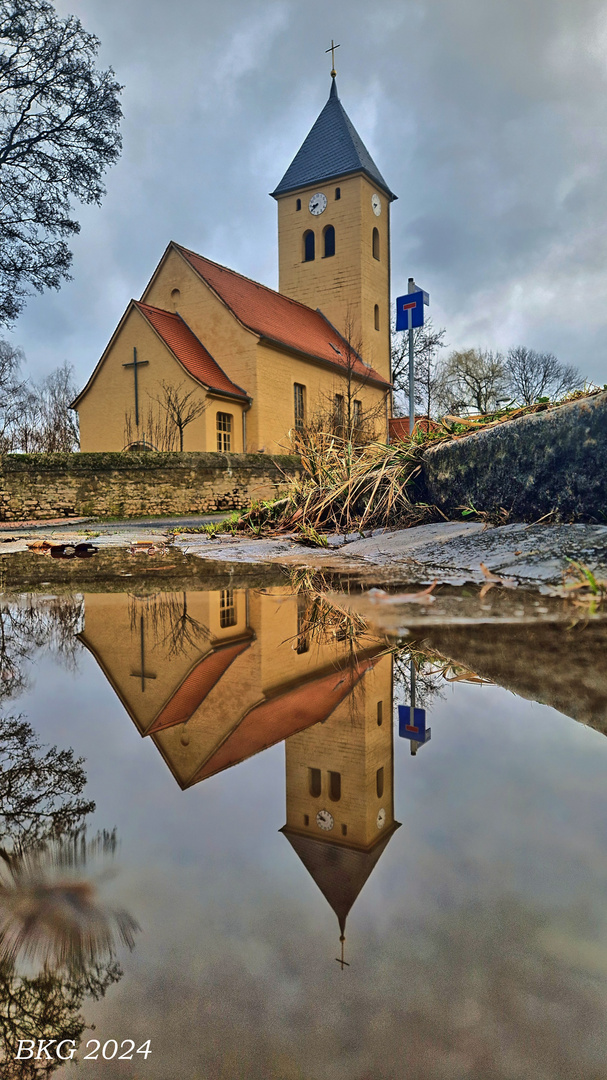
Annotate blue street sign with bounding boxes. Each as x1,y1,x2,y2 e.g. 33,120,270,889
398,705,431,744
395,289,430,332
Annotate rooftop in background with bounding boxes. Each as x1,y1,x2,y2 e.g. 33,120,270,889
175,244,391,388
271,77,397,201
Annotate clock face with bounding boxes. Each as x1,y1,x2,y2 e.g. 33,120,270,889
371,193,382,217
309,192,327,216
376,808,386,829
316,809,334,831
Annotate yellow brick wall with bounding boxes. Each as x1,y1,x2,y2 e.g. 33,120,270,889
253,341,388,453
276,174,391,382
283,654,395,850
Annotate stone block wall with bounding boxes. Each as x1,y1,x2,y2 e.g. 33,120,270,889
0,452,301,521
421,391,607,523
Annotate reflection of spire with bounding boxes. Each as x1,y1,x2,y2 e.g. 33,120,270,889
281,826,399,942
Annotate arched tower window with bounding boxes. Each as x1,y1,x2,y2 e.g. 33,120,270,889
329,771,341,802
335,187,341,200
372,227,380,260
376,767,384,799
323,225,335,258
304,230,315,262
374,304,380,331
309,768,321,797
296,198,301,211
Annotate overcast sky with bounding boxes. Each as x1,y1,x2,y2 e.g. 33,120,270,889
9,0,607,388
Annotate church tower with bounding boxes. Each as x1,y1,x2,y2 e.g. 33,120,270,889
280,654,400,960
272,75,397,384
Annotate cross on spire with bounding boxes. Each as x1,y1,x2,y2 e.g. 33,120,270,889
325,39,340,78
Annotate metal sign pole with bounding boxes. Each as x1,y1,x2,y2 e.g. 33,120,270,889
408,277,416,436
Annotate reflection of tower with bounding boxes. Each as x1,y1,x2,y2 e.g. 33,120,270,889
281,654,400,963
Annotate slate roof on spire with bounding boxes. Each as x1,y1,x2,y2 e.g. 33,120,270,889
281,825,400,935
271,78,396,200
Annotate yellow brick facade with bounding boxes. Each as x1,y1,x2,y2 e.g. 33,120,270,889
276,174,391,383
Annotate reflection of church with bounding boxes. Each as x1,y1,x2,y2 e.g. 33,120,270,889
80,588,400,951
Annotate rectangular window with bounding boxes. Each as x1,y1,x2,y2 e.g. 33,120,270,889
353,400,362,431
334,394,344,430
294,384,305,432
309,768,321,798
219,588,237,628
216,412,232,452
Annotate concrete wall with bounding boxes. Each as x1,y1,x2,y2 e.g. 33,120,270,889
0,452,300,521
421,391,607,523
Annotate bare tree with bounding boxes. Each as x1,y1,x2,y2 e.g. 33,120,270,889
391,316,447,420
20,362,80,451
151,381,206,452
0,0,122,325
298,312,388,447
436,348,510,415
505,346,583,405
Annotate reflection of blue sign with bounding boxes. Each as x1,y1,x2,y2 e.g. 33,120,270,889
398,705,431,744
395,290,430,332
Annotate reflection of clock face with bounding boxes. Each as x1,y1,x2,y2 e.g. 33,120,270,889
309,192,327,215
316,809,334,831
376,808,386,829
371,193,381,216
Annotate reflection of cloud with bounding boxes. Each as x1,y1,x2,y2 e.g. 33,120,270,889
0,834,139,974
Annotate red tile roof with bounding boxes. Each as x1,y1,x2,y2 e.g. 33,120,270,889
134,301,249,401
191,657,379,785
147,638,252,734
174,245,390,387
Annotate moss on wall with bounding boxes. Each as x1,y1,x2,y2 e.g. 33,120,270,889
0,452,300,521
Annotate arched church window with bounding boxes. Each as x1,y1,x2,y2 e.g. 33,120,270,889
376,767,384,799
296,198,301,211
374,304,380,331
323,225,335,258
304,230,315,262
329,771,341,802
335,187,341,200
372,227,380,260
309,768,321,798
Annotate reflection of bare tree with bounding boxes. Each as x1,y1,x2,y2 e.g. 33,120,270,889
0,701,137,1071
0,957,121,1079
392,640,492,714
128,591,210,659
0,597,84,703
0,833,139,974
0,716,94,853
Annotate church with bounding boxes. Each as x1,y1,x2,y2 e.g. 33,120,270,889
72,72,396,454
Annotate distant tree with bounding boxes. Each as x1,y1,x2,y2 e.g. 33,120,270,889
0,339,25,449
14,362,80,452
0,0,122,324
391,316,447,419
151,381,207,452
505,346,583,405
436,348,510,415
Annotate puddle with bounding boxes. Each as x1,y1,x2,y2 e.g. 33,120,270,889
1,571,607,1078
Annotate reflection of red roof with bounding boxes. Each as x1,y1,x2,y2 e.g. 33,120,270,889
134,301,249,400
175,245,390,387
191,657,378,784
147,638,252,734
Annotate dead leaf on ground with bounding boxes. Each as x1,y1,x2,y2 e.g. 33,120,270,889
478,562,517,598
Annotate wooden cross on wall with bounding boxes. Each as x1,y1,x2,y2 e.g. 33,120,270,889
123,347,149,427
130,615,157,692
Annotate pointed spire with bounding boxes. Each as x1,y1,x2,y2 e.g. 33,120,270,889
271,80,396,200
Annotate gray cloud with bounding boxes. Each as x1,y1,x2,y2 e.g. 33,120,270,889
7,0,607,386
